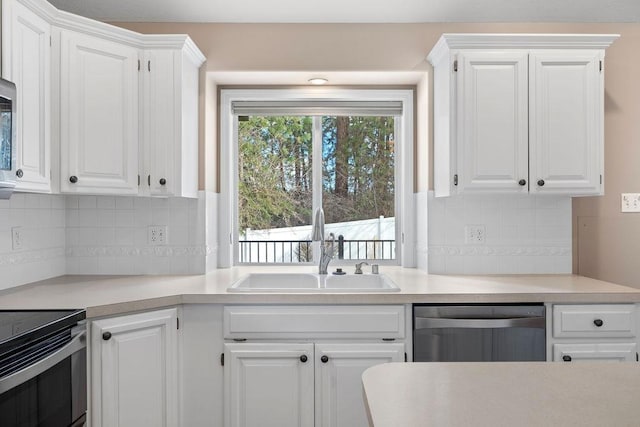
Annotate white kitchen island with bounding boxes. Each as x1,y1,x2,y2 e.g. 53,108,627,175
362,362,640,426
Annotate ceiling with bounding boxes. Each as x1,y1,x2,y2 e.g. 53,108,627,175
48,0,640,23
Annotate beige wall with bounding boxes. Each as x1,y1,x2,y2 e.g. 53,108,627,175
116,22,640,288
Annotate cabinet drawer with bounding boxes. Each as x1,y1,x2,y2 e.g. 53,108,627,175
553,343,637,363
223,305,405,339
553,304,636,338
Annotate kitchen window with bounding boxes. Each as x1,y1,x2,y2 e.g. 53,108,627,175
219,89,415,267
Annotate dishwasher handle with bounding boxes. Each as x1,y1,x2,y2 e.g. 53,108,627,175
414,316,546,330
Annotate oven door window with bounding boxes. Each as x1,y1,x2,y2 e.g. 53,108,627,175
0,354,82,427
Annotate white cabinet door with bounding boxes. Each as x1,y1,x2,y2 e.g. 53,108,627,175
141,49,177,197
224,343,314,427
91,308,178,427
59,30,139,194
141,47,199,198
554,343,637,362
3,1,51,192
457,51,529,193
529,50,603,195
314,343,404,427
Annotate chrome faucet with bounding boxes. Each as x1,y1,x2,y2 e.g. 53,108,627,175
312,208,335,274
354,262,369,274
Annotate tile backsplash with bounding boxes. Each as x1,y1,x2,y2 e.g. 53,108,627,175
65,194,208,275
425,191,572,274
0,194,66,291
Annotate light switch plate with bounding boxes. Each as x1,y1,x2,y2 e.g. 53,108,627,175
621,193,640,212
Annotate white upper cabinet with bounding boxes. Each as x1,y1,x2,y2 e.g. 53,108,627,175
1,0,52,192
428,34,618,197
3,0,204,197
140,44,203,198
59,30,140,194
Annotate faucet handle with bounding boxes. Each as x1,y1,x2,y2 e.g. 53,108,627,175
354,262,369,274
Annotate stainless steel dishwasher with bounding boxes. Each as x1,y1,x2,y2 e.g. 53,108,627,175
413,304,546,362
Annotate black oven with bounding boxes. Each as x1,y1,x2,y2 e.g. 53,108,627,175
0,310,87,426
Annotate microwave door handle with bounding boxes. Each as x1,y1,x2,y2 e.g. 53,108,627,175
414,316,546,330
0,331,86,394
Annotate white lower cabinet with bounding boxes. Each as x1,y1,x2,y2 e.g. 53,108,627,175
224,342,404,427
554,343,637,362
90,308,179,427
314,343,404,427
550,304,639,363
224,343,315,427
223,305,408,427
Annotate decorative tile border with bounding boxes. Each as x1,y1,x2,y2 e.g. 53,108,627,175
66,245,212,257
0,247,66,266
428,245,571,257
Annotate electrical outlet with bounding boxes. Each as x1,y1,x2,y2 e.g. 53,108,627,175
11,227,23,251
148,226,168,245
621,193,640,212
465,225,485,244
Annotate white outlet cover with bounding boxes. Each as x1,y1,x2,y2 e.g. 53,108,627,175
11,227,23,251
148,226,168,245
465,225,485,245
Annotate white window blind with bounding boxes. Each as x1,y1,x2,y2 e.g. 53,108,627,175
231,100,403,117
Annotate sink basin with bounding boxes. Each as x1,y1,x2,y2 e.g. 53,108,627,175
227,273,400,292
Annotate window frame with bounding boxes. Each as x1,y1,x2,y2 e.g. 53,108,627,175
219,88,415,268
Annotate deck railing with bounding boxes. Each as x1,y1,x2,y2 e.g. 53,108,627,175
239,238,395,263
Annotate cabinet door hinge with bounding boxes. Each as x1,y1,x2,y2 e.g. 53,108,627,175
221,353,225,366
599,60,603,73
404,352,408,362
453,174,458,186
453,60,458,72
177,317,180,330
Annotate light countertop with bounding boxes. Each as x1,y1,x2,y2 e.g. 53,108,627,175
362,362,640,427
0,266,639,318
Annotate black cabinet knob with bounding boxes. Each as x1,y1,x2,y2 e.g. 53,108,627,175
16,169,23,178
69,176,78,183
518,179,526,186
159,178,167,186
102,332,112,341
594,319,604,327
537,179,545,186
300,355,308,363
562,355,572,362
321,355,329,363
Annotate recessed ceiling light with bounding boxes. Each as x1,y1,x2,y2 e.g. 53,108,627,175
308,78,328,85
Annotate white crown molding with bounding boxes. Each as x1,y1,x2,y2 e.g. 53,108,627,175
432,33,619,54
428,245,571,257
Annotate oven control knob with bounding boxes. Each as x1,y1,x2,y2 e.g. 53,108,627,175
102,332,112,341
562,355,572,362
593,319,604,327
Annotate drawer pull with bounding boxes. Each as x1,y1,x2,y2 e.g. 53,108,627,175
562,355,572,362
593,319,604,327
300,355,308,363
102,332,112,341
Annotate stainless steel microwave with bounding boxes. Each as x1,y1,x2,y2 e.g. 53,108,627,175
0,78,17,199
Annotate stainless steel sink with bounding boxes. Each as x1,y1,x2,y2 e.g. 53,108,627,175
227,273,400,292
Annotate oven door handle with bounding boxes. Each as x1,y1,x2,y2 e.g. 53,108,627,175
0,330,86,394
414,316,546,330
